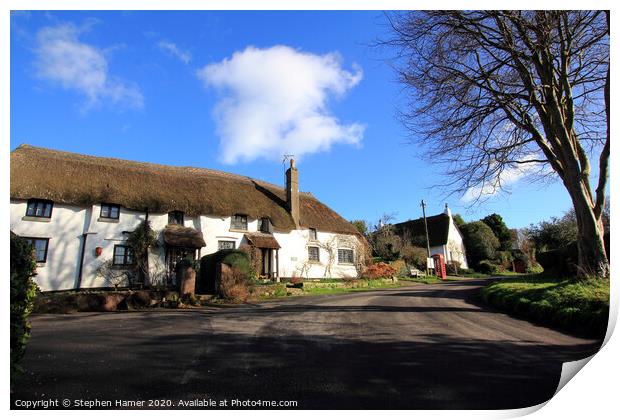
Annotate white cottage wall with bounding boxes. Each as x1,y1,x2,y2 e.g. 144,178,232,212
10,200,87,291
446,219,469,269
80,206,147,288
11,200,362,290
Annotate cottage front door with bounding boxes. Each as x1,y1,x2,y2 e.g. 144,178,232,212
260,248,273,278
165,246,196,286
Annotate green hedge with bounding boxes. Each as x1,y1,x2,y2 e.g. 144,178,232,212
477,260,501,275
199,249,256,293
10,233,39,384
537,233,610,277
481,277,609,337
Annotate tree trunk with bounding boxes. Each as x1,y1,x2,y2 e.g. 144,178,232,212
566,181,609,278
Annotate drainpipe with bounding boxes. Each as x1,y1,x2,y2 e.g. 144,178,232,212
143,207,150,287
76,233,89,290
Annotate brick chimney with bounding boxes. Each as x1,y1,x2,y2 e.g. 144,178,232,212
286,159,300,228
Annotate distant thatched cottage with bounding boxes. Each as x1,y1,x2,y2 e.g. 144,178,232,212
10,145,366,291
393,205,469,269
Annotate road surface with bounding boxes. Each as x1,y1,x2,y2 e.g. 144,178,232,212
12,280,602,409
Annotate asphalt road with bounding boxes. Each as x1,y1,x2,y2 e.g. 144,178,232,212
12,280,603,409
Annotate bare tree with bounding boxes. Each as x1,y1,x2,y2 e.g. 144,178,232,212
384,11,609,277
315,236,338,278
368,213,402,261
95,260,133,290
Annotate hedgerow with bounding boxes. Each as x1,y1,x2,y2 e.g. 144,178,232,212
10,233,39,384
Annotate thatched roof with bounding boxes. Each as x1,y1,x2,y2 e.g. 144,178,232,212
393,214,451,247
11,145,359,236
163,224,206,248
244,233,281,249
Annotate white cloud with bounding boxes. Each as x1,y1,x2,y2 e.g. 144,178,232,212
461,156,540,203
197,45,365,164
34,23,143,109
157,40,192,64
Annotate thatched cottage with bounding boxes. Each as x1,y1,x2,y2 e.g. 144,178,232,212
10,145,366,291
393,205,469,269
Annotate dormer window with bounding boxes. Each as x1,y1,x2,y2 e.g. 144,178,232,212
168,211,184,225
100,203,120,220
309,228,318,241
258,217,271,233
26,199,53,218
231,214,248,231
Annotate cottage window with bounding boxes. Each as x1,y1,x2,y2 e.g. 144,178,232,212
113,245,134,266
22,237,49,263
258,217,271,233
338,248,354,264
231,214,248,231
168,211,184,225
308,246,320,262
309,228,318,241
218,240,236,250
100,203,120,219
26,199,53,218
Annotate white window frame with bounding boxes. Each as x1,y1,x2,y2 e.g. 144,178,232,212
218,240,236,250
230,214,248,231
337,248,354,265
308,246,320,262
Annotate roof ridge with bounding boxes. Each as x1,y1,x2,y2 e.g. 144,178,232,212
394,212,448,225
13,144,318,195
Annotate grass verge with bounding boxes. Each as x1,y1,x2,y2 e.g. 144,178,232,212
399,276,444,284
481,276,609,337
302,279,404,296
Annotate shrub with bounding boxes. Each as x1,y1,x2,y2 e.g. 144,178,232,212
400,245,427,269
290,276,303,285
200,249,257,293
477,260,501,275
222,250,257,283
482,277,609,337
389,259,409,277
362,262,397,279
10,233,39,383
536,242,578,277
481,213,513,251
527,263,544,274
95,259,132,289
446,261,461,276
218,266,250,303
497,250,514,270
460,221,501,267
368,223,402,262
125,220,157,283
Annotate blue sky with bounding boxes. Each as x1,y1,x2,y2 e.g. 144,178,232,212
10,10,580,229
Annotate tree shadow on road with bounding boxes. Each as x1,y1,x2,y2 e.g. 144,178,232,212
12,315,602,410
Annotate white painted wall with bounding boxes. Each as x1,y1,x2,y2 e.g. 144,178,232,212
80,205,148,289
273,229,361,279
11,199,361,290
10,200,87,291
429,217,469,270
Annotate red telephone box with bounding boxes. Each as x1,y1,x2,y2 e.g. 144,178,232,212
432,254,447,280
